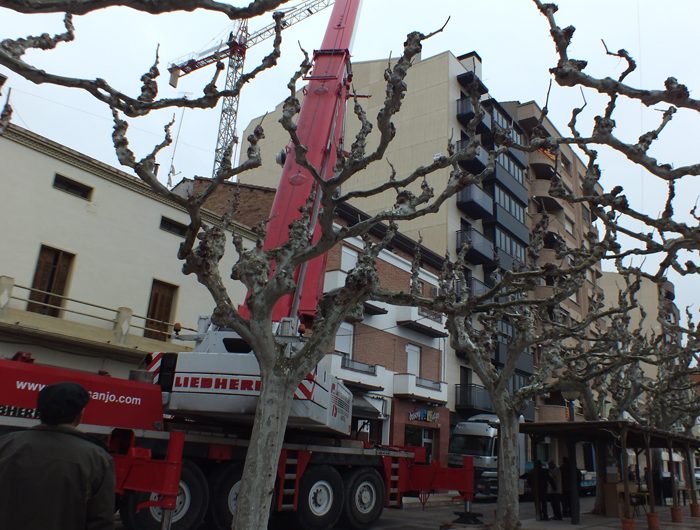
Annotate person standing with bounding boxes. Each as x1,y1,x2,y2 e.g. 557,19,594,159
0,382,115,530
548,460,563,520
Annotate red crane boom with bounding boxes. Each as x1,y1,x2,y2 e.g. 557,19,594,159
239,0,360,327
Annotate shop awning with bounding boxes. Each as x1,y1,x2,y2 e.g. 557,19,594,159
352,395,383,419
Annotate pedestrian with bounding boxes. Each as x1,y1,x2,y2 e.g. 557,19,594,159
561,457,571,517
0,382,115,530
548,460,563,520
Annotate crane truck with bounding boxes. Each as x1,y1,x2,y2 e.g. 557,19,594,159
0,1,474,530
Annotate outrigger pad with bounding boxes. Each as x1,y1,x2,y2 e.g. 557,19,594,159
451,510,484,525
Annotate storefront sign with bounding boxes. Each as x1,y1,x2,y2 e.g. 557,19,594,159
408,408,439,422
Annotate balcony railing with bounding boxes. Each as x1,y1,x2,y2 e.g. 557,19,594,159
341,353,377,375
457,184,493,219
456,228,495,265
394,373,447,402
455,384,493,412
395,305,447,338
456,98,492,133
0,275,195,344
416,376,442,391
418,306,442,323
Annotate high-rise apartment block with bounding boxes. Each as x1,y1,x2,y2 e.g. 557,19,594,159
240,50,603,425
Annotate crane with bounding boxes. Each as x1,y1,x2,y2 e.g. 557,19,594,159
168,0,334,179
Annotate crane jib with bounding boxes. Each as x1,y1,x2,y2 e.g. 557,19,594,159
239,0,362,325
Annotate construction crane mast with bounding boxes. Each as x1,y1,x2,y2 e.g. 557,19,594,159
168,0,334,178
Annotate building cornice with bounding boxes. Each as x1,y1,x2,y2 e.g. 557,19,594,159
3,124,256,239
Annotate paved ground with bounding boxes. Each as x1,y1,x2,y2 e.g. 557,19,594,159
371,495,700,530
117,495,700,529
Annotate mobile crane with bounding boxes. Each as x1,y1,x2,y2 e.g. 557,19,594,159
0,2,475,529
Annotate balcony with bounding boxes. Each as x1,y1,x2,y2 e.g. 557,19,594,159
456,228,495,266
485,248,524,272
521,400,536,421
0,275,193,361
456,140,489,173
394,373,447,403
456,70,489,95
470,277,490,297
531,162,556,180
395,305,447,338
455,384,493,412
487,161,529,205
327,352,385,391
341,353,377,375
531,179,564,212
456,98,492,134
457,184,493,219
324,269,347,291
487,204,529,244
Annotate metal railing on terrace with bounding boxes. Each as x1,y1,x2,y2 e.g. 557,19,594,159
455,383,493,411
0,275,195,343
340,353,377,375
416,376,441,391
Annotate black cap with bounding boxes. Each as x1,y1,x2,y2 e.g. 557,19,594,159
37,382,90,425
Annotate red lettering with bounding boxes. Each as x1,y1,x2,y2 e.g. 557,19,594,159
214,378,227,389
241,379,253,391
201,378,212,389
229,379,239,390
191,377,200,388
174,376,183,387
254,380,262,391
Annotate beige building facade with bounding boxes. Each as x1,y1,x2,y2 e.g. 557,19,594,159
0,124,247,377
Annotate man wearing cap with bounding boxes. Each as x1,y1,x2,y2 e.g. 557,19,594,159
0,382,115,530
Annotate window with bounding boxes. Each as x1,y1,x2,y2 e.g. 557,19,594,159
27,245,75,317
160,217,188,237
493,107,510,129
144,280,178,340
335,322,354,357
561,155,572,174
582,207,591,224
495,227,526,262
340,246,358,272
564,216,574,235
53,174,93,200
495,185,526,223
496,153,525,184
406,344,421,376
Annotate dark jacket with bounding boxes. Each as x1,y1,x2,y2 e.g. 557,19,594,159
0,424,115,530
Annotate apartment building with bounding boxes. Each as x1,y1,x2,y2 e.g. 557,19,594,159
0,124,246,376
173,177,452,462
239,51,541,422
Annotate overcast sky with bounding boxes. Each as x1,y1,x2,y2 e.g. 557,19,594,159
2,0,698,319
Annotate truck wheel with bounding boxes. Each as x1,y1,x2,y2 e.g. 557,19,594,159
341,468,385,530
119,460,209,530
297,465,344,530
207,463,242,530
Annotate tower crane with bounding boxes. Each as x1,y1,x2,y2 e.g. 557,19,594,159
168,0,334,179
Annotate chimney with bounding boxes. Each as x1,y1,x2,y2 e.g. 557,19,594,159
458,51,482,79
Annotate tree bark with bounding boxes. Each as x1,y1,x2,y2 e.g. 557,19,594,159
233,367,297,530
592,438,607,515
493,401,522,530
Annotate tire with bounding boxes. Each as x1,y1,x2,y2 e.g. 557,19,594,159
119,460,209,530
297,465,344,530
341,468,385,530
207,463,243,530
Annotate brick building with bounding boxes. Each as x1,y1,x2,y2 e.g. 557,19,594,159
173,177,452,462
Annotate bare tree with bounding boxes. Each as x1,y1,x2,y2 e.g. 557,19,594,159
2,1,700,529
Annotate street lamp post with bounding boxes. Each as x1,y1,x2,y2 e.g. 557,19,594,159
562,388,580,525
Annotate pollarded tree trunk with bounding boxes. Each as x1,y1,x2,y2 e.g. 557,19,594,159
233,367,298,530
493,399,522,530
